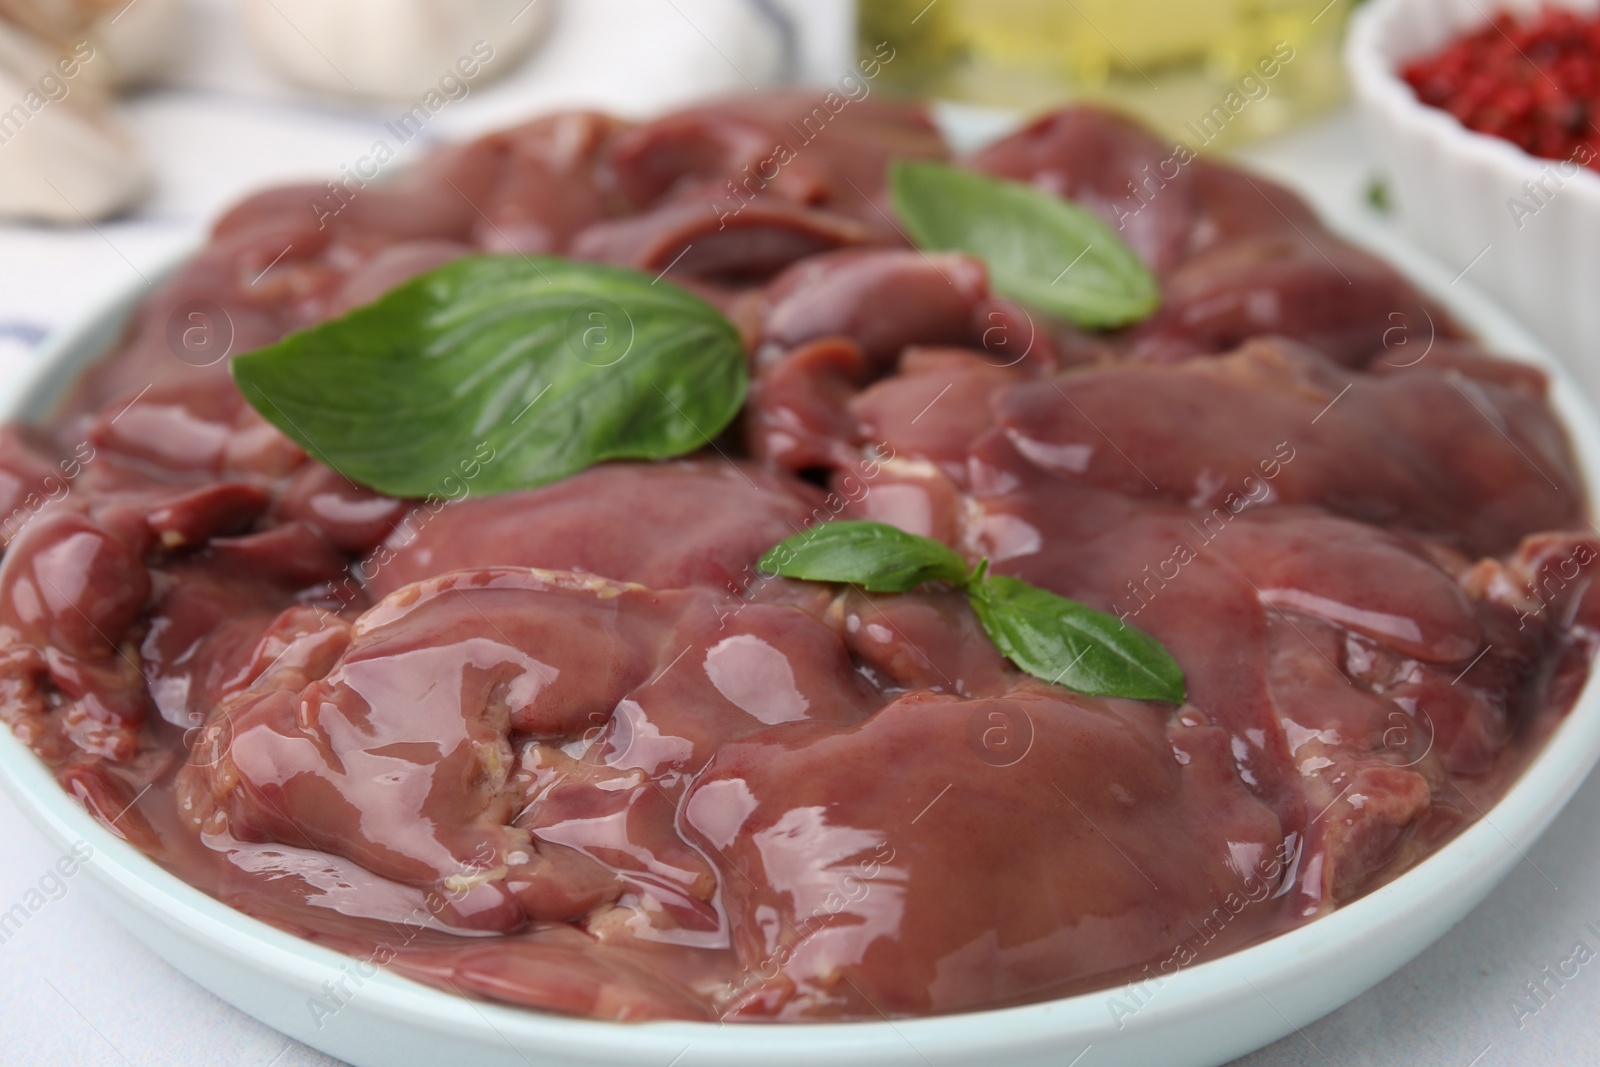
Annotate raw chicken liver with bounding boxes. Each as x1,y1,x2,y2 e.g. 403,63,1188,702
0,95,1592,1023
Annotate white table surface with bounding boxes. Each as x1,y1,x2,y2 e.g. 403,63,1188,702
2,4,1599,1063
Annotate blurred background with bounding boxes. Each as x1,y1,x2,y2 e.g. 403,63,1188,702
862,0,1351,143
0,0,1360,376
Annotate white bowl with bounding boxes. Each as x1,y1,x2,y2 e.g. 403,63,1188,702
3,232,1600,1066
1347,0,1600,400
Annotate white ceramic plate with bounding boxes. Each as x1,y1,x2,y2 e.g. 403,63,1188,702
3,204,1600,1067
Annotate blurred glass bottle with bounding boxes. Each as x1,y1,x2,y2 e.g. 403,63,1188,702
858,0,1354,148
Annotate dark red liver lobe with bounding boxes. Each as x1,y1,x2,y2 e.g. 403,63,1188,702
686,687,1284,1018
365,459,824,598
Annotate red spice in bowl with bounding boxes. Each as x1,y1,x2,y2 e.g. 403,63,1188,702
1402,4,1600,167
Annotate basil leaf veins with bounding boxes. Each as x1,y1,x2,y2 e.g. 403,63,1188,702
759,520,1186,704
232,255,747,499
889,160,1160,330
760,519,973,593
967,574,1186,704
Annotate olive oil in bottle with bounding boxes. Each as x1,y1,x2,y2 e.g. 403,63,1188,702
859,0,1353,148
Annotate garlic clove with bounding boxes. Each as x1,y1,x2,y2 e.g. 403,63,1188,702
91,0,187,88
0,23,146,222
241,0,554,101
0,0,187,87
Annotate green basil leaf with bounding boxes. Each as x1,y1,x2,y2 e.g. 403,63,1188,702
969,575,1186,704
889,160,1160,330
231,255,747,499
758,521,973,593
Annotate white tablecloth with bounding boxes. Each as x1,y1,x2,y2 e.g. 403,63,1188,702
2,3,1598,1062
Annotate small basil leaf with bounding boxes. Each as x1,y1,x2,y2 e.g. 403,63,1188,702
758,521,972,593
889,160,1160,330
231,255,747,499
969,575,1186,704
